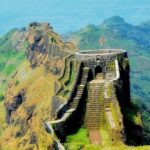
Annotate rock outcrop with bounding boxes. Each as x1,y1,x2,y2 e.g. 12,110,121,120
26,22,76,74
5,89,25,124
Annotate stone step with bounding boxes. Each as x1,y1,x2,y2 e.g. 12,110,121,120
87,104,102,107
85,121,102,124
87,101,100,103
86,126,100,128
72,100,79,104
74,96,81,100
85,119,102,122
86,109,101,111
87,103,101,105
86,127,100,130
86,111,101,113
87,106,101,108
87,106,102,109
90,90,101,92
89,92,101,95
87,107,102,110
85,122,100,125
89,95,101,97
90,90,102,92
78,87,85,90
87,101,101,104
86,113,101,115
85,118,102,120
85,124,100,126
86,118,101,121
89,97,102,99
86,115,101,117
85,124,101,127
90,84,103,86
88,97,101,99
89,93,101,95
85,126,100,129
89,96,100,98
85,119,101,121
72,101,79,104
76,92,83,95
87,109,102,111
76,94,82,97
105,102,112,105
90,87,102,89
87,102,101,105
81,80,87,82
90,88,102,91
85,122,101,126
85,123,101,126
87,108,101,110
86,113,101,116
88,99,102,102
87,105,101,108
87,108,102,110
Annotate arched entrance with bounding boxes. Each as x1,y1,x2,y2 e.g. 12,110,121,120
95,66,102,74
95,66,103,79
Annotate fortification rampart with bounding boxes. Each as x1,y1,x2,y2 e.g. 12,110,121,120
45,49,142,149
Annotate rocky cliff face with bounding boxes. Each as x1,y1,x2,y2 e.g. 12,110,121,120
0,23,76,150
26,22,75,74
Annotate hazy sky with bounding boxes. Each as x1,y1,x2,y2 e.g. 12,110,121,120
0,0,150,34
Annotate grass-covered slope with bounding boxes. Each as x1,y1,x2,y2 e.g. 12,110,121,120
67,16,150,143
0,61,56,149
0,29,27,100
0,29,27,146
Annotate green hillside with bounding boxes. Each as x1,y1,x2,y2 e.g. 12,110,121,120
0,29,27,100
67,16,150,143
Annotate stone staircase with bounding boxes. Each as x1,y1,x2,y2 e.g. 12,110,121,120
71,67,89,109
45,66,89,145
85,79,104,130
80,67,89,85
71,85,85,109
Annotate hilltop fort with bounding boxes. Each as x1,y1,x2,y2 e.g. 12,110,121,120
46,48,142,149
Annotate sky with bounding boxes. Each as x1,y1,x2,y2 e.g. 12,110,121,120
0,0,150,35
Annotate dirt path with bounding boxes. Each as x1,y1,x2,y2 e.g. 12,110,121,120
89,130,102,144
